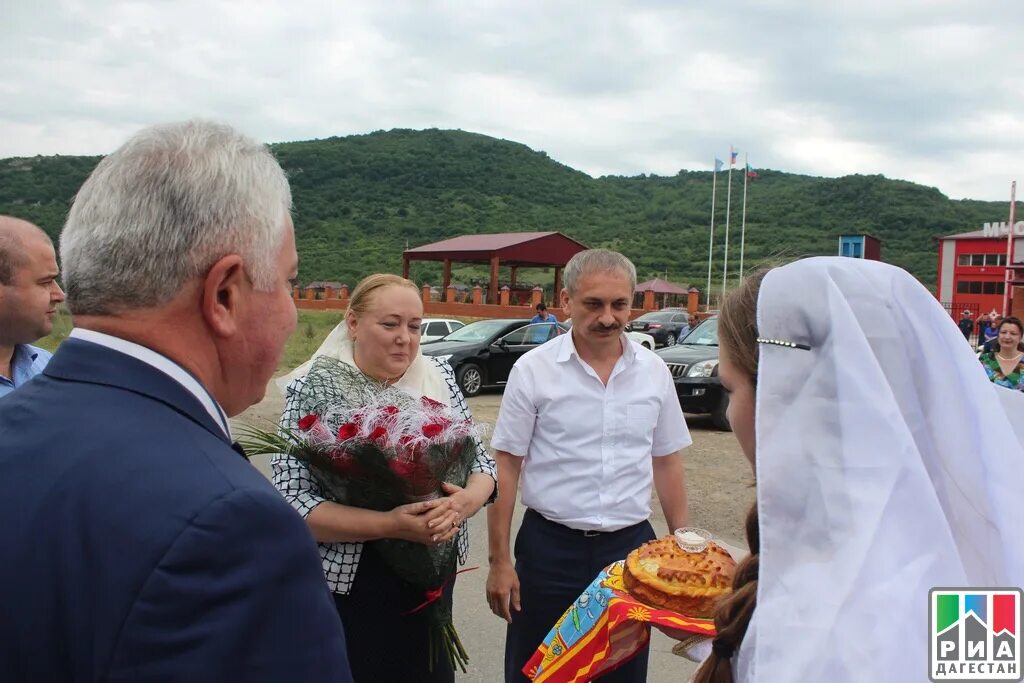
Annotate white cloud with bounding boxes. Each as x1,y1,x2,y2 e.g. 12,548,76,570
0,0,1021,199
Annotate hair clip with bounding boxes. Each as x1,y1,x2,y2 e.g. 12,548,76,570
756,337,811,351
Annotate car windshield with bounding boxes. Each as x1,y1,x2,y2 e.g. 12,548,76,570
637,311,675,322
443,319,521,342
679,317,718,346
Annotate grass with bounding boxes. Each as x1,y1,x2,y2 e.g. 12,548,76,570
279,310,346,373
34,307,73,353
33,308,488,375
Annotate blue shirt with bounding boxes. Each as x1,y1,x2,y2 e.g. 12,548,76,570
0,344,52,398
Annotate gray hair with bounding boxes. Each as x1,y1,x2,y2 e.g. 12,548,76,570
60,120,292,315
563,249,637,294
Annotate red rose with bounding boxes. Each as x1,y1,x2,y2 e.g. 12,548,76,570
329,449,359,476
397,434,424,459
297,414,319,431
338,423,359,440
389,459,417,478
369,426,388,443
420,396,446,410
422,422,446,438
381,406,400,417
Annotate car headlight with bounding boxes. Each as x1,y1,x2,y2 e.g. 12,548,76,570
687,359,718,377
433,354,454,365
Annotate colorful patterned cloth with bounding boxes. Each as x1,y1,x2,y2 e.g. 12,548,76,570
524,560,717,682
979,351,1024,392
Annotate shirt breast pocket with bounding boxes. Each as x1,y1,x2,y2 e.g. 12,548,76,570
623,403,658,441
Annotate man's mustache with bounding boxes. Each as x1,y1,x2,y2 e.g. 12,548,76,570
588,323,622,332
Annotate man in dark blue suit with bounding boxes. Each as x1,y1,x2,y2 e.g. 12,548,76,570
0,121,354,682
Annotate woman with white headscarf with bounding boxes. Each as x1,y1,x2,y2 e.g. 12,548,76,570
272,273,496,683
692,257,1024,683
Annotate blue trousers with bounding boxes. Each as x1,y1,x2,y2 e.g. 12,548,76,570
505,509,657,682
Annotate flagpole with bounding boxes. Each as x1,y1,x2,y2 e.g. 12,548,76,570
706,160,718,307
738,153,750,282
1002,180,1017,317
722,147,734,302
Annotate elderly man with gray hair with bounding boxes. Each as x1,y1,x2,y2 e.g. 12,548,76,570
0,121,353,682
486,248,692,682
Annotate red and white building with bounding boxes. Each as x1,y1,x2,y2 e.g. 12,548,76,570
937,221,1024,318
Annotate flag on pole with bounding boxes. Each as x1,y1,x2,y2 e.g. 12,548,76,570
746,163,758,178
714,158,724,173
730,148,739,165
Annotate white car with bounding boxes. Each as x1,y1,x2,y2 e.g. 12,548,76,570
420,318,466,343
627,329,656,350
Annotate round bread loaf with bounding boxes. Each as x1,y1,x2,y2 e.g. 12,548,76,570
623,536,736,618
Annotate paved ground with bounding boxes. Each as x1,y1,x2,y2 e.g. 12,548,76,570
235,386,754,682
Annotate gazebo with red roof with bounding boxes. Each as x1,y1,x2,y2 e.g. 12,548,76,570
634,277,690,309
402,232,589,304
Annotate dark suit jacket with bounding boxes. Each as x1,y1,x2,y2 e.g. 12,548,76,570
0,339,352,682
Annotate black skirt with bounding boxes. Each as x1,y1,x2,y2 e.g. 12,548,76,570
333,542,457,683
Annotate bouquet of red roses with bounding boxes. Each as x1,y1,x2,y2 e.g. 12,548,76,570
238,356,483,672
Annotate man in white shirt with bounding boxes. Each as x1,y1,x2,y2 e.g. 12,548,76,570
486,249,691,683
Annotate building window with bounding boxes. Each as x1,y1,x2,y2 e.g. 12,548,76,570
852,242,862,258
842,242,851,257
959,253,1009,267
957,280,1004,295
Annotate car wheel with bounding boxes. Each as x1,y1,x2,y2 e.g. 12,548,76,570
643,340,653,350
456,362,484,397
665,333,676,347
711,394,732,431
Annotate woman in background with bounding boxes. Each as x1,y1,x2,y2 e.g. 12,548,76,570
978,316,1024,391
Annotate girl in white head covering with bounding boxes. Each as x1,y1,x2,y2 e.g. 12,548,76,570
693,256,1024,683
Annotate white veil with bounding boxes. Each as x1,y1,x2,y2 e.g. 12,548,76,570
735,257,1024,681
275,321,452,405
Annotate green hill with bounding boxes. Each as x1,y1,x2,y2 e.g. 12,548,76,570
0,128,1014,294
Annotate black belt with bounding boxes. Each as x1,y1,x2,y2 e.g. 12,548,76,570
526,508,643,538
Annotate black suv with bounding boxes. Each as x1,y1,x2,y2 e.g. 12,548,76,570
421,318,567,397
655,316,729,430
627,310,690,347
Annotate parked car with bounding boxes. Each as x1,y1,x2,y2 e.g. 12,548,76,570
627,310,690,347
655,316,729,430
419,318,465,343
421,318,568,396
627,330,656,350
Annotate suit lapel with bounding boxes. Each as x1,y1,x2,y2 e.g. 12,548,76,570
44,338,230,445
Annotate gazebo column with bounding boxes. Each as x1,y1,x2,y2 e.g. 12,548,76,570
553,267,562,305
402,256,410,280
442,259,452,292
489,255,500,305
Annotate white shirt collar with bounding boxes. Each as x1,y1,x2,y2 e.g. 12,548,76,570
69,328,230,437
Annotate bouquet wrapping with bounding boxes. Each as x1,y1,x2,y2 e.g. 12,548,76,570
240,356,484,672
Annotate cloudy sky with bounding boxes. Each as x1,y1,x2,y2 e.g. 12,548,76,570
3,0,1022,200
